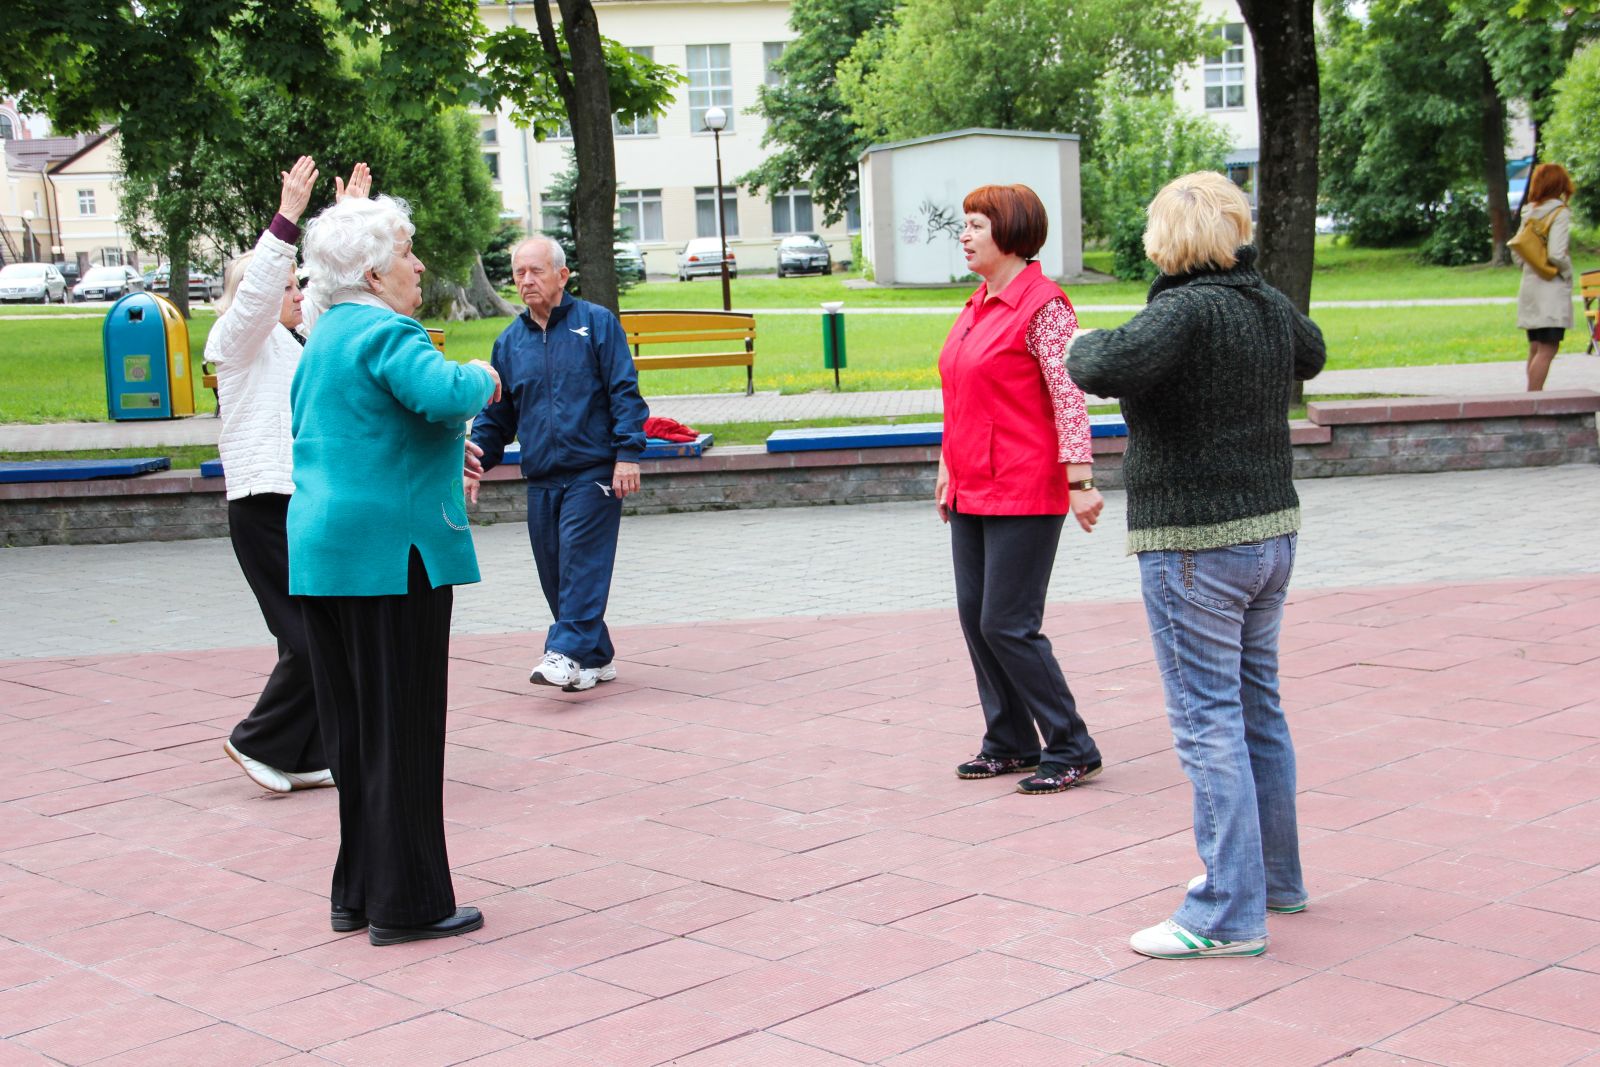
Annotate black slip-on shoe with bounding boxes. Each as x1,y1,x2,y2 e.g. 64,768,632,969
956,753,1040,779
368,906,483,946
331,906,367,932
1016,761,1103,794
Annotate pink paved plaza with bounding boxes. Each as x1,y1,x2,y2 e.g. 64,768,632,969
3,577,1600,1065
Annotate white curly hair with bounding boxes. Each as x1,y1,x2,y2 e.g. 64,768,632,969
302,194,415,317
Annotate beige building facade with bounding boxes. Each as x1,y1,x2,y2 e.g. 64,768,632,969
478,0,855,277
1,132,156,272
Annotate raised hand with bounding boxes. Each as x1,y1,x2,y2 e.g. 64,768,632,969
278,156,318,224
335,162,372,202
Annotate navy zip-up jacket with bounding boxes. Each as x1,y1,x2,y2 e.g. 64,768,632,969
470,293,649,482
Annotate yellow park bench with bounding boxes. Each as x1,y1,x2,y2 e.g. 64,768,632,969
619,309,756,396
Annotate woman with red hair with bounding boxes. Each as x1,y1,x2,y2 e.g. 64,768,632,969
1515,162,1575,391
937,183,1104,795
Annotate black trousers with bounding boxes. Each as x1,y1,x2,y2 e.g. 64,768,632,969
950,509,1101,767
300,549,456,927
227,493,326,773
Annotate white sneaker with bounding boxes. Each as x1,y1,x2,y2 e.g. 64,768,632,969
224,740,291,794
529,651,580,687
562,662,618,693
1130,919,1267,960
284,769,335,790
1187,874,1307,915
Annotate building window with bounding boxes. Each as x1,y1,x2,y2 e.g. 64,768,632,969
481,126,498,145
483,152,500,181
101,247,124,266
618,188,664,243
763,42,787,87
0,114,13,140
845,189,862,234
687,44,734,133
1204,23,1247,110
695,186,739,239
78,189,96,215
771,188,814,234
614,47,660,136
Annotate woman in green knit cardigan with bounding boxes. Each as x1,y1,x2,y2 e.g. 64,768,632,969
1067,171,1325,962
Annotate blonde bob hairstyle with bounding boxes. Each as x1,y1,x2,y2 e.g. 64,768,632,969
302,194,415,316
1143,171,1254,277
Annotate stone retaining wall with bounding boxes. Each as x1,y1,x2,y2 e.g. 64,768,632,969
3,390,1595,546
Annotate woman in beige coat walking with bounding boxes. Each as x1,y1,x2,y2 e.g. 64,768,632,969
1514,163,1575,392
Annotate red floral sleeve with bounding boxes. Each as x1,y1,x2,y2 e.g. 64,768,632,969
1026,297,1093,464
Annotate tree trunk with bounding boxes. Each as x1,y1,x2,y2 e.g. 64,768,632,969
466,254,520,317
167,240,191,321
1238,0,1318,405
540,0,619,314
1479,49,1513,267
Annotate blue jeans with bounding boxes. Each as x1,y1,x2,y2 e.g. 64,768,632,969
526,466,622,668
1138,533,1305,942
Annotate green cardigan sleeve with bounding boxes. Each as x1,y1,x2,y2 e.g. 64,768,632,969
368,317,496,425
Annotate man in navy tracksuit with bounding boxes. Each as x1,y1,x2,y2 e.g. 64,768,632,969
467,236,648,692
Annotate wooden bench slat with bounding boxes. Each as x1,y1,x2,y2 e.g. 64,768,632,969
625,329,755,344
634,352,755,370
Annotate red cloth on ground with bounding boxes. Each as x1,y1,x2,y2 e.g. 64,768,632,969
644,416,699,442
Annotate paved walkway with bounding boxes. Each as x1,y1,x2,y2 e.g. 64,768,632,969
3,465,1597,660
4,357,1599,453
3,485,1599,1062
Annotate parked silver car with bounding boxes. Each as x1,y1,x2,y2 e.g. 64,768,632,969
72,265,145,302
0,262,68,304
146,265,223,301
676,237,737,282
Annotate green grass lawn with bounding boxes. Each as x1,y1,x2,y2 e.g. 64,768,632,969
0,237,1561,423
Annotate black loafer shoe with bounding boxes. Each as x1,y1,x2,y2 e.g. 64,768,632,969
368,906,483,946
331,905,367,932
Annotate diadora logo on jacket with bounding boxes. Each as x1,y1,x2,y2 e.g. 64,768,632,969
570,326,590,337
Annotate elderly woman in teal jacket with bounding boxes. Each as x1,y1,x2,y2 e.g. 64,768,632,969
290,193,501,947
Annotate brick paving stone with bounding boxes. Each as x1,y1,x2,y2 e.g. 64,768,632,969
1335,935,1544,1000
454,971,648,1038
577,936,761,997
1124,1012,1358,1067
1237,971,1454,1045
1472,966,1600,1032
667,1030,862,1065
538,998,750,1066
86,1023,297,1067
885,1020,1102,1066
315,1011,523,1066
1378,1003,1600,1066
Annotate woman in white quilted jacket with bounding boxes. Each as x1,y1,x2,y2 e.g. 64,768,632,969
211,156,369,794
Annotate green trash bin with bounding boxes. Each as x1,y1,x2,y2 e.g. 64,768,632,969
821,301,846,390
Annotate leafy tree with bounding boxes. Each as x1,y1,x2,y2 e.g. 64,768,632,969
1544,40,1600,225
3,1,678,318
1084,90,1234,281
741,0,898,226
538,150,638,297
837,0,1211,150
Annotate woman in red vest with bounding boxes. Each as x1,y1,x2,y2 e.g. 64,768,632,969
937,183,1104,794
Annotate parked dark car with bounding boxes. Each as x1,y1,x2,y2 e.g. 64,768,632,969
615,241,647,283
776,233,831,278
147,265,223,301
72,265,144,302
52,261,81,291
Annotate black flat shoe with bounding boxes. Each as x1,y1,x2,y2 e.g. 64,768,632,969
368,906,483,946
331,906,367,932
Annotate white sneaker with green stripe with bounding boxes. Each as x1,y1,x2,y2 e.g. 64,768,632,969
1129,919,1267,959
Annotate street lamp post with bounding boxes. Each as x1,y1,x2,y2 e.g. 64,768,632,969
702,105,732,312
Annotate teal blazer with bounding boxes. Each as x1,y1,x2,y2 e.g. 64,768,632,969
288,303,496,596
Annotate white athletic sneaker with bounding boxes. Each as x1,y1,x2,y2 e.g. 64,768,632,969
529,651,581,687
224,739,292,794
563,663,617,693
284,769,336,790
1187,874,1308,915
1130,919,1267,960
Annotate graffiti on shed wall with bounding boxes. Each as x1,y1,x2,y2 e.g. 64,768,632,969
900,199,962,246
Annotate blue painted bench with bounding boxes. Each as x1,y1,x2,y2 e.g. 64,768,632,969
199,434,716,479
0,457,172,483
765,415,1127,453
